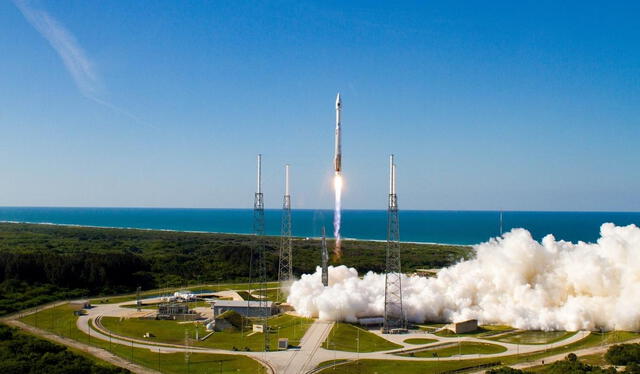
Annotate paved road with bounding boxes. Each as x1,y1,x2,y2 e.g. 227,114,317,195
509,337,640,371
3,304,159,374
280,320,334,374
7,299,621,374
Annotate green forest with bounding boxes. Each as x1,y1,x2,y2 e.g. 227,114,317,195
0,222,472,315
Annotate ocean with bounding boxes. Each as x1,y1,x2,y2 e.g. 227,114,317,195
0,207,638,245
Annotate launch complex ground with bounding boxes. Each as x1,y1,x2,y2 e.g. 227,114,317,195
4,283,640,374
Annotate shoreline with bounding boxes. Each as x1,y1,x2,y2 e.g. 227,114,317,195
0,220,471,247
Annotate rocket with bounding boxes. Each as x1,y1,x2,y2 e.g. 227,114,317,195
334,93,342,173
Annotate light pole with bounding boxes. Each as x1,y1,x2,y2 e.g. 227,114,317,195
357,327,360,373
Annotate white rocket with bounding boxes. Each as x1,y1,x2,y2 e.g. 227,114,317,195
334,93,342,173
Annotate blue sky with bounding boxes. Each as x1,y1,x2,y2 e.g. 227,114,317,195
1,1,639,210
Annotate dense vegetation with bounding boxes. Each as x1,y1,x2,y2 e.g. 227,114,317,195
488,351,640,374
606,344,640,366
0,222,471,315
0,323,128,373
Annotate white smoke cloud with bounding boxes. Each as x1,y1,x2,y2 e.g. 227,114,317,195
287,223,640,331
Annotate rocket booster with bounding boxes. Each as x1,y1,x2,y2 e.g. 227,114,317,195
334,93,342,173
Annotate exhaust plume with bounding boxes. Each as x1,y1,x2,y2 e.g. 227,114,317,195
288,223,640,331
333,173,343,259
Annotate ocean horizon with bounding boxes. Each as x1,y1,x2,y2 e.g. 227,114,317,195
1,207,639,245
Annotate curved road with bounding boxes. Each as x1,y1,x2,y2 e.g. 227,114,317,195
8,299,623,374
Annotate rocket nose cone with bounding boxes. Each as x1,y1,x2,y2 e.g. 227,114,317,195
336,93,341,107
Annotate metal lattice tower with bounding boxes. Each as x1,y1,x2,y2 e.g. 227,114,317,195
252,154,270,351
383,154,405,333
278,165,293,299
321,226,329,287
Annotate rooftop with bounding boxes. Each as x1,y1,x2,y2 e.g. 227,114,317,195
212,300,274,308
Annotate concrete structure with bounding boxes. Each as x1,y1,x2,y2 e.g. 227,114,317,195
449,319,478,334
211,318,233,332
212,300,277,318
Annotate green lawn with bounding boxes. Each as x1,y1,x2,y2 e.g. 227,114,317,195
19,303,266,373
317,358,502,374
498,330,640,366
255,288,287,302
323,323,402,352
488,331,576,345
404,338,438,345
577,352,607,366
318,330,640,374
400,342,507,358
101,313,313,351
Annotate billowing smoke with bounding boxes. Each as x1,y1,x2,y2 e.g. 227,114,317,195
287,223,640,331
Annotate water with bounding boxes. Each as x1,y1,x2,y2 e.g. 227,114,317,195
0,207,639,245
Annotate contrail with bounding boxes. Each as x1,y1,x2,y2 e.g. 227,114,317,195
12,0,153,128
13,0,100,97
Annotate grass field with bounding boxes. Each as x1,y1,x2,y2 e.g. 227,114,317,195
401,341,507,358
19,304,266,373
317,358,502,374
404,338,438,345
488,330,576,345
577,352,608,366
323,323,402,352
318,330,640,374
101,313,313,351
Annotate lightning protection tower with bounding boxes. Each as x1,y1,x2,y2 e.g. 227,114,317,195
278,164,293,300
252,154,270,351
383,154,405,333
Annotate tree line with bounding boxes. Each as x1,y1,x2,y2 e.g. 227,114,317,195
0,222,472,315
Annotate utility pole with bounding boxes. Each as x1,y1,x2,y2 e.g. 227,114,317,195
383,154,405,333
278,164,293,301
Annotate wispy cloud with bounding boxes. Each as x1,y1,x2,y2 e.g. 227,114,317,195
12,0,153,127
12,0,101,98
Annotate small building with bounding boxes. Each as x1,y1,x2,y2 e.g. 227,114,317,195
212,300,277,318
252,324,264,333
157,302,196,321
358,317,384,326
174,290,196,301
450,319,478,334
278,338,289,350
